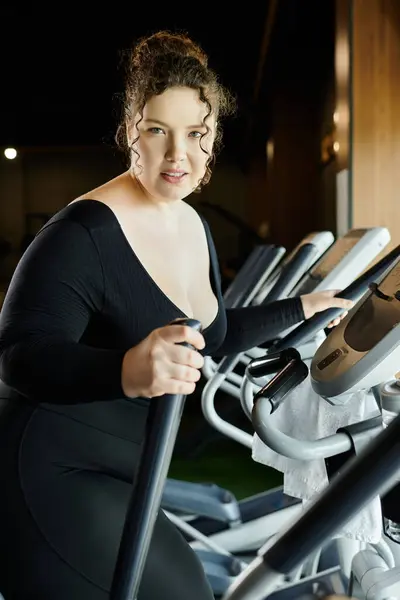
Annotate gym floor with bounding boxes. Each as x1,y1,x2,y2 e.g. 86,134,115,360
169,380,283,500
169,437,283,500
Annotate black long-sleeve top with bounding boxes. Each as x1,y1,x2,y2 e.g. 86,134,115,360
0,200,304,407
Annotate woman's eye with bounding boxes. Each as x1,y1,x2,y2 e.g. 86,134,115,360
148,127,164,134
189,131,203,138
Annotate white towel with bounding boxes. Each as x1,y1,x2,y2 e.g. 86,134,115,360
251,375,383,543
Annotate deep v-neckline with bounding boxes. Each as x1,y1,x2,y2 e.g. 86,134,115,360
82,199,221,333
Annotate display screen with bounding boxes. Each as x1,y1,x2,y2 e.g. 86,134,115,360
310,230,366,279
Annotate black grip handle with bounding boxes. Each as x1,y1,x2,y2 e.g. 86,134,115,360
110,317,202,600
264,243,319,304
169,317,203,350
273,243,400,352
253,356,309,413
246,348,301,378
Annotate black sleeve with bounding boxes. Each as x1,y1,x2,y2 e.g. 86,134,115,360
0,219,127,404
214,298,305,357
197,212,305,358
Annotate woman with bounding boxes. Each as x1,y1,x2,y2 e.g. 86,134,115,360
0,30,353,599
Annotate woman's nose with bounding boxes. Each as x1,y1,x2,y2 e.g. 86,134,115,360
165,136,186,162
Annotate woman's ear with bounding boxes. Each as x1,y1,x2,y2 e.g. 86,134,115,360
126,121,135,148
126,111,141,148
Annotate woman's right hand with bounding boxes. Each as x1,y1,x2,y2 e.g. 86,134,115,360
121,323,205,398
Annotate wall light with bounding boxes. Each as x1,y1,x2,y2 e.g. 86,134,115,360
4,148,17,160
266,139,274,162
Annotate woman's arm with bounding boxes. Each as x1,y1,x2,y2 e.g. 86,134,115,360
0,219,126,404
214,297,305,356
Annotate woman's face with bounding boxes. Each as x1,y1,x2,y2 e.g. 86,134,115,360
130,86,216,202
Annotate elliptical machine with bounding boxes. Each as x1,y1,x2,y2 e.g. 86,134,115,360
161,237,399,596
107,247,400,599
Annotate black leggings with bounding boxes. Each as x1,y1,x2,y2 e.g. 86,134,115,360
0,402,214,600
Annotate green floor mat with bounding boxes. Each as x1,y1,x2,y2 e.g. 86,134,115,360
169,438,283,500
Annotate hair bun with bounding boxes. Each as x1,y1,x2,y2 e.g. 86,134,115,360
131,30,208,69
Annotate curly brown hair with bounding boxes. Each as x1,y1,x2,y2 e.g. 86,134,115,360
115,30,237,190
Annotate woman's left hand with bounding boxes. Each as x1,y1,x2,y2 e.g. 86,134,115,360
300,290,355,328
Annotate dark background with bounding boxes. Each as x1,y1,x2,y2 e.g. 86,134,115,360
0,2,334,161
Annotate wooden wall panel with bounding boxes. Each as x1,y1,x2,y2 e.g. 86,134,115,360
258,0,335,251
335,0,351,174
352,0,400,249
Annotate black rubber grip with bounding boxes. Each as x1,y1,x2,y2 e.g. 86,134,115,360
169,317,203,350
247,348,301,378
264,243,319,303
253,357,309,413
